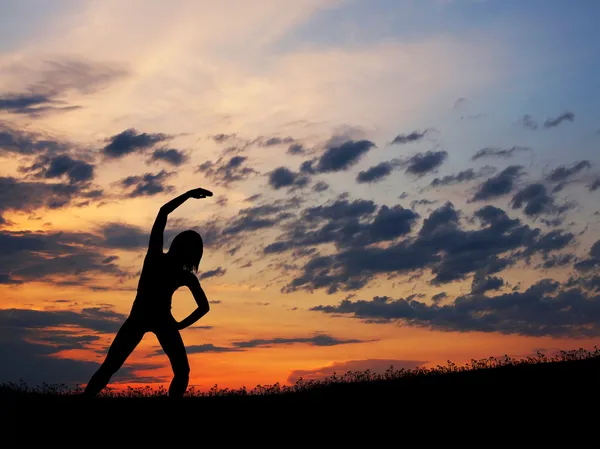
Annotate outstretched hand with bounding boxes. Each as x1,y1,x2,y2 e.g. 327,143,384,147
188,187,213,199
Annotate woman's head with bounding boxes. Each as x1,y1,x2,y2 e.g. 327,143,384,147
167,230,203,272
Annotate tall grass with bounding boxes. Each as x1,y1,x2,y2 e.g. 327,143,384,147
1,346,597,399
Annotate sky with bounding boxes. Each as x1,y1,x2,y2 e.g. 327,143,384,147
1,0,600,391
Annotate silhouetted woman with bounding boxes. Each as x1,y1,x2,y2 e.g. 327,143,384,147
84,187,213,398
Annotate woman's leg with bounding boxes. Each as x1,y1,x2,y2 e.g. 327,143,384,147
83,318,145,397
155,324,190,398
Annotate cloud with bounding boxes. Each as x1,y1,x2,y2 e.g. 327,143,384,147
356,161,400,184
103,128,170,159
0,306,164,385
404,150,448,176
0,93,72,115
470,274,504,295
0,177,103,226
0,123,69,156
430,168,491,187
283,202,572,294
120,170,175,198
471,146,531,161
263,198,418,259
390,130,428,145
545,160,591,183
304,140,375,174
471,165,523,201
574,239,600,272
211,133,236,143
231,334,367,349
0,230,128,284
0,307,126,335
520,114,539,130
149,148,188,166
0,58,127,116
453,98,467,109
203,197,303,251
544,112,575,128
431,292,447,303
313,181,329,192
287,359,426,383
19,154,95,184
196,155,259,187
260,136,295,146
310,277,600,337
511,183,572,218
151,343,240,356
198,267,226,281
589,178,600,192
287,143,306,155
268,167,309,190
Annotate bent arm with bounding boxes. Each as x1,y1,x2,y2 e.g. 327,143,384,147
177,274,210,330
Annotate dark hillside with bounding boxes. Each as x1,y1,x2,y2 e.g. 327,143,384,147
2,349,599,446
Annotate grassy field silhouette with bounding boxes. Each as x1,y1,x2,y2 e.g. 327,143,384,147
2,347,599,446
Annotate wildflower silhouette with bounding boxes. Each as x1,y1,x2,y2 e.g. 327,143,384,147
84,187,213,398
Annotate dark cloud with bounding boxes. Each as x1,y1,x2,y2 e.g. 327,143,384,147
0,230,126,284
511,183,573,218
99,222,149,250
0,59,126,116
261,136,295,146
431,292,447,303
391,130,428,145
540,253,575,269
404,151,448,176
287,143,306,155
120,170,175,197
149,148,188,166
0,307,164,385
0,307,126,335
546,160,591,183
198,267,226,281
310,278,600,337
20,154,94,184
544,112,575,128
196,155,258,187
410,199,437,209
268,167,309,190
211,133,236,143
521,114,539,130
310,140,375,173
0,177,103,225
287,359,425,383
0,93,70,115
284,202,571,294
231,334,366,349
453,98,467,109
103,128,170,159
430,169,480,187
589,178,600,192
574,239,600,272
471,165,523,201
471,274,504,295
313,181,329,192
471,146,531,161
203,198,303,252
0,123,69,156
263,199,418,262
356,161,398,184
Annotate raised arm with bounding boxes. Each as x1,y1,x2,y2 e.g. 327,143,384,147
148,187,213,254
176,273,210,330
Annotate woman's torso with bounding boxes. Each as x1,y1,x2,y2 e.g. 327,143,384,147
130,251,184,321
